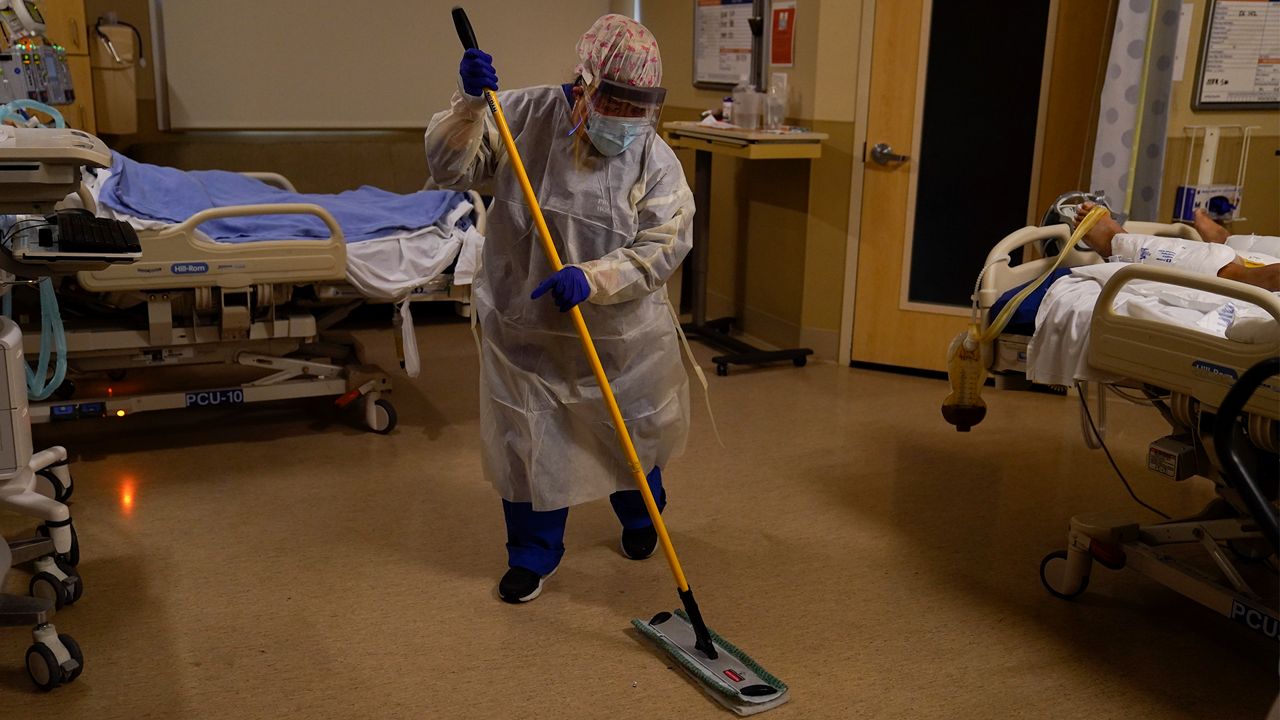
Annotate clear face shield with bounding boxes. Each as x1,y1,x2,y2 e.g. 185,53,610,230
574,78,667,156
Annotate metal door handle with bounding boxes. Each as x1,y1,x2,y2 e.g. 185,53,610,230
870,142,909,165
70,19,80,49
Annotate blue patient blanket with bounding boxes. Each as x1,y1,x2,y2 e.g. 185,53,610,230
989,268,1073,336
96,152,466,243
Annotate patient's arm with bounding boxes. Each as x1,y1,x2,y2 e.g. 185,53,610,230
1219,261,1280,292
1078,202,1279,290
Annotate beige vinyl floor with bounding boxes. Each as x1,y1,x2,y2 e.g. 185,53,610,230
0,314,1276,720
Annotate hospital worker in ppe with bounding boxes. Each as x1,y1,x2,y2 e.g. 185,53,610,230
425,15,694,603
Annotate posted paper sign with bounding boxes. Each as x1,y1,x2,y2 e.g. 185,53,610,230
771,2,796,67
1196,0,1280,107
695,0,754,86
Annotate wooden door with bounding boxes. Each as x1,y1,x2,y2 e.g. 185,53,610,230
38,0,88,54
851,0,1057,371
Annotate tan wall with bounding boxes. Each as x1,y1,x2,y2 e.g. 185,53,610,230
1160,0,1280,234
86,0,865,350
645,0,860,355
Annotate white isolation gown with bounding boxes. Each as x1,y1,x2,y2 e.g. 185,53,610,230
425,85,694,510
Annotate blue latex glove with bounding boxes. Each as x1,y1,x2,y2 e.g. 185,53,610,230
459,48,498,97
531,266,591,313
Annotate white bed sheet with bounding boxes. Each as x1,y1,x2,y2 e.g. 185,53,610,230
1027,262,1280,387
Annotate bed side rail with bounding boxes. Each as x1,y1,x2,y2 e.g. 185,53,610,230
77,203,348,292
466,190,487,235
1091,264,1280,419
241,172,298,193
977,225,1097,311
978,220,1201,312
174,203,345,246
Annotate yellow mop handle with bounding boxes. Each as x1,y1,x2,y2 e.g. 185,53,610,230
480,89,691,593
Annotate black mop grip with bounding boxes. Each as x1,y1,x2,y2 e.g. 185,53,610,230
678,587,719,660
452,7,479,51
451,7,497,113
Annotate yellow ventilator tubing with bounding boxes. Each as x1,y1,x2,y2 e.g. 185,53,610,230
941,204,1111,431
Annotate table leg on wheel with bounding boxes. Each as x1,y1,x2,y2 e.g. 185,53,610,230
691,149,712,327
679,147,812,373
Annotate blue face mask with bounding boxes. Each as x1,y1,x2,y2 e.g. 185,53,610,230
585,114,650,157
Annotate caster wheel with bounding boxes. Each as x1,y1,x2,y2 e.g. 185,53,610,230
65,523,80,567
716,364,728,377
36,469,71,503
26,643,62,691
107,369,127,381
1039,550,1089,601
56,558,83,605
793,356,808,368
30,572,69,610
53,380,76,402
37,522,80,567
1228,539,1272,562
58,634,83,683
369,398,397,435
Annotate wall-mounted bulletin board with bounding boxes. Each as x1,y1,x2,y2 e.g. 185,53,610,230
693,0,759,88
1193,0,1280,110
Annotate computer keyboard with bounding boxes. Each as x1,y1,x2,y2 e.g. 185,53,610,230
54,213,141,254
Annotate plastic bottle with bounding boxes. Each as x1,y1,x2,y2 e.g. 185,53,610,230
764,73,788,131
722,96,733,123
732,78,760,131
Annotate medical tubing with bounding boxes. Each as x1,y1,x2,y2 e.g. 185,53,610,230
971,255,1011,325
25,278,67,401
1076,382,1170,520
450,7,694,596
978,205,1109,344
0,100,66,128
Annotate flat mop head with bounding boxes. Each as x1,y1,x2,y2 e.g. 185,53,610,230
633,609,790,716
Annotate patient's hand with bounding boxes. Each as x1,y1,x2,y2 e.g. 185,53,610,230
1079,201,1124,258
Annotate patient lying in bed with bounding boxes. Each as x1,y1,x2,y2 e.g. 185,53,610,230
1004,206,1279,387
1079,203,1280,291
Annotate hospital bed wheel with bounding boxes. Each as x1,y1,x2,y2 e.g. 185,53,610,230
1228,539,1273,562
793,356,807,368
58,634,84,683
36,469,71,503
24,634,83,691
56,559,83,605
29,572,69,610
716,364,729,377
1039,550,1089,601
369,398,398,435
25,643,62,691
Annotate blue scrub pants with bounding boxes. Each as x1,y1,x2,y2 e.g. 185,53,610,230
502,467,666,576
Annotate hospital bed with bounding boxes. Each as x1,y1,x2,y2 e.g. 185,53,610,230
3,134,487,432
972,216,1279,642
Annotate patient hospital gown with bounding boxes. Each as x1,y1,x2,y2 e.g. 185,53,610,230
425,86,694,511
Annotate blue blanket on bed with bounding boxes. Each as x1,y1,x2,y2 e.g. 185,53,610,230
989,268,1073,335
96,152,467,243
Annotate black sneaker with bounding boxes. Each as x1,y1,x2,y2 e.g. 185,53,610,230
498,566,555,603
620,525,658,560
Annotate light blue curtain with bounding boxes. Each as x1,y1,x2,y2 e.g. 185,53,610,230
1091,0,1182,221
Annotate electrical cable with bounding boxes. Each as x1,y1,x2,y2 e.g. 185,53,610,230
1077,381,1170,520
